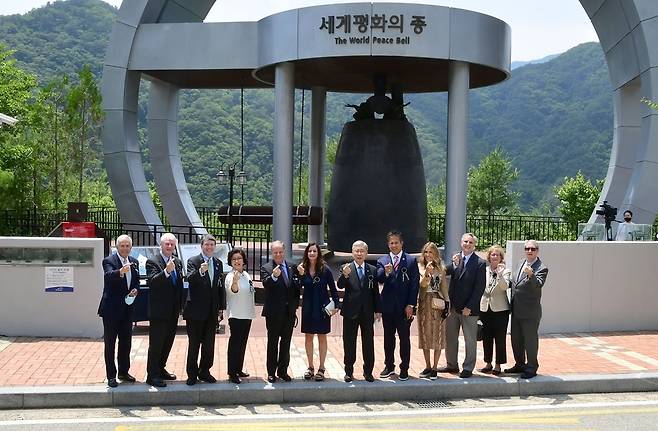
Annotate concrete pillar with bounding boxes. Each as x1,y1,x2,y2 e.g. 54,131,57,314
445,61,469,254
308,86,327,245
273,62,295,257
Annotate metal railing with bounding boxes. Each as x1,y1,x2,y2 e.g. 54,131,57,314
3,206,589,254
427,213,579,248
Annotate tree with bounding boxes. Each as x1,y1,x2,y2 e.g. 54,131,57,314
554,171,602,225
467,147,520,214
0,44,39,207
66,64,103,201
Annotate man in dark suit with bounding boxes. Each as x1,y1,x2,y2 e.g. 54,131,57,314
505,239,549,379
441,232,486,378
338,240,382,383
99,234,140,388
376,230,419,381
184,234,225,386
145,232,185,387
260,240,300,383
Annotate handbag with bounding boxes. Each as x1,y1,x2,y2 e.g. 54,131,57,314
431,297,445,310
324,299,336,316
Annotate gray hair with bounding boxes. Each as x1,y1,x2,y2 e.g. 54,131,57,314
116,234,132,246
462,232,478,245
160,232,177,244
352,240,368,251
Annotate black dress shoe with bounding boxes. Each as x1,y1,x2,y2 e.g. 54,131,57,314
364,374,375,382
459,370,473,378
344,374,354,383
146,377,166,387
118,373,136,383
198,373,217,383
437,367,459,374
278,373,292,382
267,375,277,383
237,371,250,378
504,365,525,374
186,377,197,386
520,371,537,379
107,378,118,388
160,370,177,380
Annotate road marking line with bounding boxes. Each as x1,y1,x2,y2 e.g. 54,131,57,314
3,400,658,427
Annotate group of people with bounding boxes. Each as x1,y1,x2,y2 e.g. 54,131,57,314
98,230,548,388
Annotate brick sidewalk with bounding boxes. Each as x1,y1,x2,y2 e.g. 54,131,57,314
1,315,658,387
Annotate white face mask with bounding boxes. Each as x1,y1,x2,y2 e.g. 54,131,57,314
125,294,136,305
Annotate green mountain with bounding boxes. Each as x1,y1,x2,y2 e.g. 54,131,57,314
0,0,613,212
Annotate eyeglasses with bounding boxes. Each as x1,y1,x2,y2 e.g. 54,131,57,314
463,240,474,244
524,247,537,251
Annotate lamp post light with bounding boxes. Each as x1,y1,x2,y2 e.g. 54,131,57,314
217,162,247,245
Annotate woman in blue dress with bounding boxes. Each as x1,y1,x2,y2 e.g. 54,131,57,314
298,242,339,381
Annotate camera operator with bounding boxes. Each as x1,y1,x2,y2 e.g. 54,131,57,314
615,210,636,241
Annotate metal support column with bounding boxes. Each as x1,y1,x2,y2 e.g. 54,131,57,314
272,62,296,257
445,61,469,254
308,86,327,245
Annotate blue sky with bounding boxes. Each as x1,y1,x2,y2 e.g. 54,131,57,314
1,0,598,61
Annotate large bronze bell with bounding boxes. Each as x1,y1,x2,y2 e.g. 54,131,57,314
328,118,427,254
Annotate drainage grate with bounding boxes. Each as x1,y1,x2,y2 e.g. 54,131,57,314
414,400,452,409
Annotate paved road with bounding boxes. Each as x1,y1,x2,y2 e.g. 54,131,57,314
2,392,658,430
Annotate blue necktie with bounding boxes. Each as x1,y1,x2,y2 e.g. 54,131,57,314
357,266,364,280
170,261,178,285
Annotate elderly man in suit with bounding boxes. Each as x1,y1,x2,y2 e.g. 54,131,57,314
376,230,419,381
145,232,185,387
184,234,225,386
260,240,301,383
338,240,383,383
505,239,549,379
440,232,486,378
99,234,140,388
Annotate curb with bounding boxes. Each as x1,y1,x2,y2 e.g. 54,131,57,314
2,372,658,409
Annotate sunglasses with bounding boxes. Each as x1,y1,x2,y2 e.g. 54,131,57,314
524,247,537,251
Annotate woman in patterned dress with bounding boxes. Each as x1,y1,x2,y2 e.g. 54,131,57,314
416,242,449,380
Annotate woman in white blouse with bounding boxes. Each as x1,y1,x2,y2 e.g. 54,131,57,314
224,248,255,384
479,244,512,375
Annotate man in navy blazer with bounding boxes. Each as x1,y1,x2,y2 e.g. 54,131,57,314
184,234,226,385
338,240,382,382
441,232,486,378
260,240,301,383
145,232,185,387
376,230,419,381
99,234,139,388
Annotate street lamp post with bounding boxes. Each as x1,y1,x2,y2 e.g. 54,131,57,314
217,162,247,245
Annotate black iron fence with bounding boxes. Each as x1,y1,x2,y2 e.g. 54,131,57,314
2,206,582,255
427,213,578,248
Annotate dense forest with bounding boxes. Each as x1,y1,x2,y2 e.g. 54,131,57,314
0,0,613,213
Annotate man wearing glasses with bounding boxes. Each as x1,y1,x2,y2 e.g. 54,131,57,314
505,239,549,379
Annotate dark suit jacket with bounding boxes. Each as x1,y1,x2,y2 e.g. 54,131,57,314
376,252,420,315
98,253,140,319
510,257,549,319
146,253,185,320
445,253,486,315
260,260,300,318
338,262,382,319
184,253,225,321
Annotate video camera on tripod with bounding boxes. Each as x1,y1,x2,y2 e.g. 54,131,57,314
595,200,618,241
